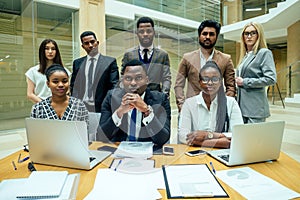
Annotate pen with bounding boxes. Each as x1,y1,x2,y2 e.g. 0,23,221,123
210,161,216,174
114,159,122,171
18,154,30,163
12,161,17,170
19,156,30,163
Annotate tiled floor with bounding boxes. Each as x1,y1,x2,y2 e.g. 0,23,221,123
0,103,299,162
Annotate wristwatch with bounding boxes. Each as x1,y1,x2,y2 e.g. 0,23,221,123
207,131,214,139
143,105,153,117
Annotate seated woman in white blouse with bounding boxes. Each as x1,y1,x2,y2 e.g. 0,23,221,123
178,61,243,148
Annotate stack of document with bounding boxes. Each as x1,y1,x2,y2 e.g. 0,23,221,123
0,171,80,199
113,141,153,158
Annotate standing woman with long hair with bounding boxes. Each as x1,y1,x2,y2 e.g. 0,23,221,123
25,39,70,103
236,22,277,124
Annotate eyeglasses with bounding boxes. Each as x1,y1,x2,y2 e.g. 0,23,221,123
243,31,257,37
201,76,221,84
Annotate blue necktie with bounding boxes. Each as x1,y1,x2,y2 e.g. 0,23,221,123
128,108,137,141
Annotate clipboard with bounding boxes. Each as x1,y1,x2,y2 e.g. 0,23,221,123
162,164,229,198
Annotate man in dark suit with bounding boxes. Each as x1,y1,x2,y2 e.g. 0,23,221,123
70,31,119,112
100,60,170,147
121,16,171,96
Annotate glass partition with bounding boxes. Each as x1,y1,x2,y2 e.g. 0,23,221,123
0,1,77,130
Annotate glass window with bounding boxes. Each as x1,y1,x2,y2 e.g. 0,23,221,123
0,1,77,130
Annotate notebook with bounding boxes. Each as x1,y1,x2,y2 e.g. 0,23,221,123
16,171,68,199
25,118,111,170
207,121,285,166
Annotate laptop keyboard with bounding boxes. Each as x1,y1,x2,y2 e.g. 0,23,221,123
218,154,230,162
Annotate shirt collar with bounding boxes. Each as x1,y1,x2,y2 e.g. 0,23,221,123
87,53,100,61
200,48,215,61
196,91,218,106
139,44,153,52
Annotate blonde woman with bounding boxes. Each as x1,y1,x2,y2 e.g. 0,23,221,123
235,22,276,123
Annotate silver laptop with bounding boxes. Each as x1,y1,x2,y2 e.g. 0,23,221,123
25,118,111,170
207,121,285,166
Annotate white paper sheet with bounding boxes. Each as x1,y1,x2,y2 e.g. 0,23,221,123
84,168,164,200
216,167,300,200
163,164,227,198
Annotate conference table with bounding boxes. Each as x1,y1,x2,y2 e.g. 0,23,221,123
1,142,300,200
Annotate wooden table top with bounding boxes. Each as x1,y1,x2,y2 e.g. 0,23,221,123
1,142,300,200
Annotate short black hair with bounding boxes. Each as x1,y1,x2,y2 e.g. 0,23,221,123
199,60,222,80
45,64,69,81
137,17,154,29
80,31,97,43
198,20,221,37
121,59,147,75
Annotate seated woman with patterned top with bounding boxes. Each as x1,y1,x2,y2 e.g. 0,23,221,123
30,64,89,126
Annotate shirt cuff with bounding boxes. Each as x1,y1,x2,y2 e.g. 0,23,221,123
112,111,122,127
142,110,154,126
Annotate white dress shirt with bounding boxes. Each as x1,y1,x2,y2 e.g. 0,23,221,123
112,92,154,140
83,53,100,104
178,92,243,144
200,48,215,68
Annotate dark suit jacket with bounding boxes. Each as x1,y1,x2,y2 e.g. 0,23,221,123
70,54,119,112
99,88,171,147
121,46,171,94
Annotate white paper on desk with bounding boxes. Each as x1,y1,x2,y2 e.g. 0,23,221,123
163,164,227,197
84,168,164,200
0,174,80,200
110,158,155,173
216,167,300,200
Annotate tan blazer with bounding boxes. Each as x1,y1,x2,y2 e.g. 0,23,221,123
174,49,236,111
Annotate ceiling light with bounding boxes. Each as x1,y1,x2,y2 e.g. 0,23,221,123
245,8,262,12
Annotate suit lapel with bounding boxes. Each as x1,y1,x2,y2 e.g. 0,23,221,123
192,49,201,71
148,47,159,72
75,56,87,97
144,89,153,105
240,53,256,77
93,54,107,88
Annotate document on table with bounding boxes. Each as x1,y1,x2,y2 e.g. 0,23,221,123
162,164,228,198
110,158,155,173
216,167,300,200
84,168,165,200
113,141,153,158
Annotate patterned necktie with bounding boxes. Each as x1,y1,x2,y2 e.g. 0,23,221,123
143,49,149,63
128,108,137,141
88,58,95,99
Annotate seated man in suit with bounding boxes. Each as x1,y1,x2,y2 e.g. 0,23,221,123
100,59,171,147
